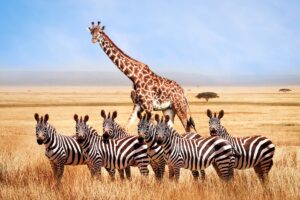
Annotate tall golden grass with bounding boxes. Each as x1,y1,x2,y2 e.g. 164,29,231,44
0,86,299,200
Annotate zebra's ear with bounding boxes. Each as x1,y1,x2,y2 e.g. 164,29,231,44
137,111,142,119
74,114,79,122
165,115,170,123
207,109,212,118
44,114,49,123
218,110,224,119
154,114,160,123
84,115,89,123
101,110,106,119
34,113,39,122
112,111,117,120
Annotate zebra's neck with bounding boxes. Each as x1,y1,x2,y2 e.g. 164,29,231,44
144,125,156,148
112,122,129,138
220,125,235,144
81,126,99,151
44,124,58,149
161,129,180,154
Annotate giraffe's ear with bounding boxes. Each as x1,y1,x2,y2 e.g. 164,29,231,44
112,111,117,120
44,114,49,123
101,110,106,119
84,115,89,123
218,110,224,119
34,113,39,122
207,109,212,118
146,112,152,121
74,114,79,122
165,115,170,123
154,114,160,123
137,111,142,120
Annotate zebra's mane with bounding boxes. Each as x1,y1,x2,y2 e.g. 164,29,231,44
113,120,130,135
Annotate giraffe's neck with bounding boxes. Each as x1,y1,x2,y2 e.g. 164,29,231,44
98,32,156,84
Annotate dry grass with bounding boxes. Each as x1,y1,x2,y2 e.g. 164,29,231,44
0,86,299,200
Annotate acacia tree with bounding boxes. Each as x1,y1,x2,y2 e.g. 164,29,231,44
279,88,291,92
196,92,219,102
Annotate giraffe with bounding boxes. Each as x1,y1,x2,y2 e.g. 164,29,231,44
88,21,196,132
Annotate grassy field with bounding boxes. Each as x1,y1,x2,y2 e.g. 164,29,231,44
0,86,299,200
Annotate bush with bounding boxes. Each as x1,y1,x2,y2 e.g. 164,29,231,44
279,88,291,92
196,92,219,102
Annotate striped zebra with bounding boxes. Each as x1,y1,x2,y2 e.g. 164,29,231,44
137,112,205,181
100,110,132,180
74,114,150,179
207,109,275,183
34,113,115,185
154,114,238,181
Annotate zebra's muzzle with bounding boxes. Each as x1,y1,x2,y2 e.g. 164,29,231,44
37,139,43,145
210,129,217,135
156,139,163,145
76,136,84,143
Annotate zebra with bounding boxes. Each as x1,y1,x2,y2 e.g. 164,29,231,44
34,113,116,185
137,112,206,181
100,110,132,180
207,109,275,183
154,114,238,181
74,114,150,179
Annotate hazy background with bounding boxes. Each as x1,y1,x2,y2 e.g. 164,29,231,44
0,0,299,86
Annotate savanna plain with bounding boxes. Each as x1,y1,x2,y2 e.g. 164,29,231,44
0,86,299,200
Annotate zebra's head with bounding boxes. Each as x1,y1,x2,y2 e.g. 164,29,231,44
88,21,105,44
101,110,118,139
207,109,224,136
74,114,89,143
137,111,152,140
155,114,171,145
34,113,49,145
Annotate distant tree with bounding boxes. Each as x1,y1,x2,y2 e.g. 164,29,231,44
196,92,219,102
279,88,291,92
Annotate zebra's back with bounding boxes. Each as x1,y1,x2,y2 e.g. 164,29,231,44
233,135,275,169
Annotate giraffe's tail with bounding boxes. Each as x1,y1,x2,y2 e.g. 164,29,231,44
184,95,197,132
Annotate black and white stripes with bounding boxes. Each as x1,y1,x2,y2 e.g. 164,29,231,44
154,114,237,181
34,113,86,185
74,114,150,179
207,109,275,183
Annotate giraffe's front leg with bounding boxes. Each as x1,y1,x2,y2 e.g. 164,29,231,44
125,104,141,130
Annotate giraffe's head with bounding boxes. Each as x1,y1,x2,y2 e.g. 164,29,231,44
34,113,50,145
207,109,224,136
88,21,105,44
100,110,117,139
74,114,89,144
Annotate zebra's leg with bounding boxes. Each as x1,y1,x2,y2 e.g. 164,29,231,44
89,162,101,180
105,168,116,181
191,170,199,181
212,162,226,181
168,165,175,180
118,169,125,180
125,166,132,180
174,167,181,182
200,170,205,181
254,159,273,185
50,162,64,186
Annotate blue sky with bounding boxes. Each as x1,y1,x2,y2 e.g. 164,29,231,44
0,0,299,79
